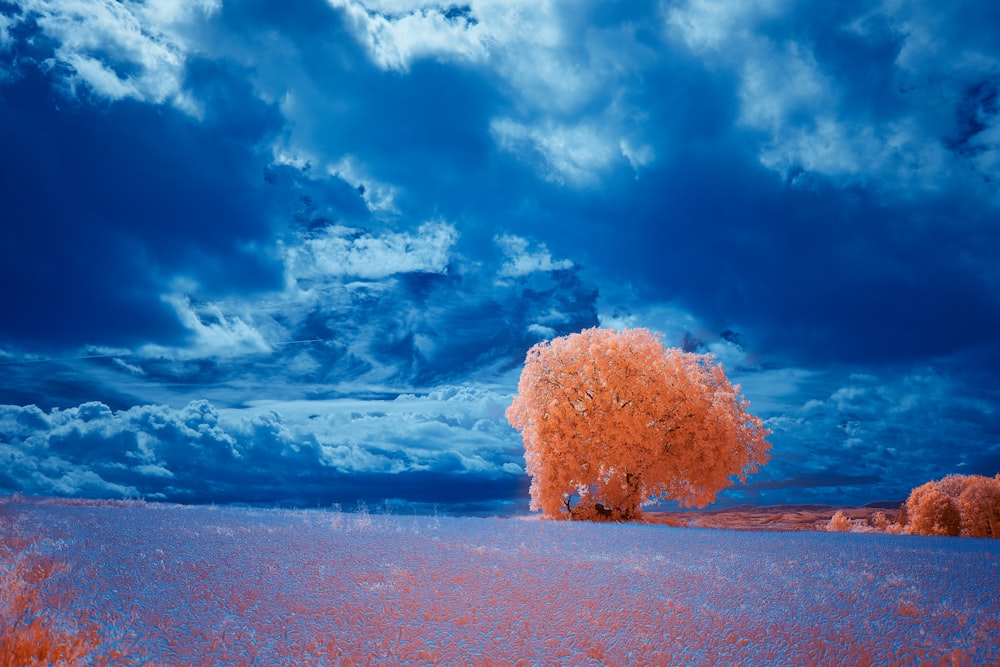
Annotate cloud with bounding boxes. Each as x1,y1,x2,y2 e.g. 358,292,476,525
330,0,657,184
495,234,573,278
328,155,400,213
271,146,401,214
329,0,487,72
281,221,457,283
138,295,272,361
665,0,1000,193
733,363,1000,504
0,13,12,52
112,358,145,376
0,219,597,404
490,117,630,185
0,55,286,349
0,389,527,508
3,0,997,513
9,0,220,114
665,0,785,53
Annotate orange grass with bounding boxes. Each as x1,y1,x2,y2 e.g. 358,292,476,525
0,513,111,667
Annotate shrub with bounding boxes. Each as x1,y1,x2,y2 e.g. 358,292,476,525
902,474,1000,538
868,511,890,531
904,481,961,536
0,513,103,666
826,510,852,532
0,554,101,666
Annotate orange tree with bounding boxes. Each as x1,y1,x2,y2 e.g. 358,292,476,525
507,327,771,520
903,474,1000,537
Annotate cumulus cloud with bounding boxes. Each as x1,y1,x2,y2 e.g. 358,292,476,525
8,0,220,113
0,389,526,507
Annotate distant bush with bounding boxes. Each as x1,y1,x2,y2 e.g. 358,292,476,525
903,474,1000,538
826,510,852,532
868,511,890,532
825,509,906,534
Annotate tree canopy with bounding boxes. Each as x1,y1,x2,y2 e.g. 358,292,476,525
903,474,1000,537
507,327,771,520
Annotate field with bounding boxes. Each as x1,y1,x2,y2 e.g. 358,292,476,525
2,497,998,666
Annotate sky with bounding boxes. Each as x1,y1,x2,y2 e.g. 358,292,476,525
1,0,999,514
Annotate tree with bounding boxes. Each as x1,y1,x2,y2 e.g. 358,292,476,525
904,480,961,536
903,474,1000,537
506,327,771,520
956,475,1000,538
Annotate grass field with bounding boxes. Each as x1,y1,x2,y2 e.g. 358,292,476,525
2,497,998,666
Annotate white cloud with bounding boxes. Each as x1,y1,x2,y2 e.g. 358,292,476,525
746,363,1000,501
47,468,140,498
282,221,458,283
328,155,399,213
494,234,573,278
619,139,655,173
330,0,650,115
14,0,220,113
501,461,524,475
491,117,625,185
598,298,702,341
527,323,556,339
666,0,996,192
224,386,522,477
665,0,787,53
0,13,12,49
112,357,146,376
329,0,488,72
737,40,831,132
330,0,657,184
271,145,399,214
139,294,272,360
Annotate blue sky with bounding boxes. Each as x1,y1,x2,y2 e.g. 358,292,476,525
1,0,999,513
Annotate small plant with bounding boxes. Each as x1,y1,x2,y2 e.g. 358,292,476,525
868,511,890,531
353,500,373,530
0,549,101,666
826,510,852,532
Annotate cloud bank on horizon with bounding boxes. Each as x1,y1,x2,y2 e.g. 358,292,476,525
1,0,998,511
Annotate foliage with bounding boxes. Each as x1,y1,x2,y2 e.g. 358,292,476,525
0,513,104,667
826,510,853,532
905,482,961,536
903,474,1000,538
868,511,891,532
506,327,771,520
